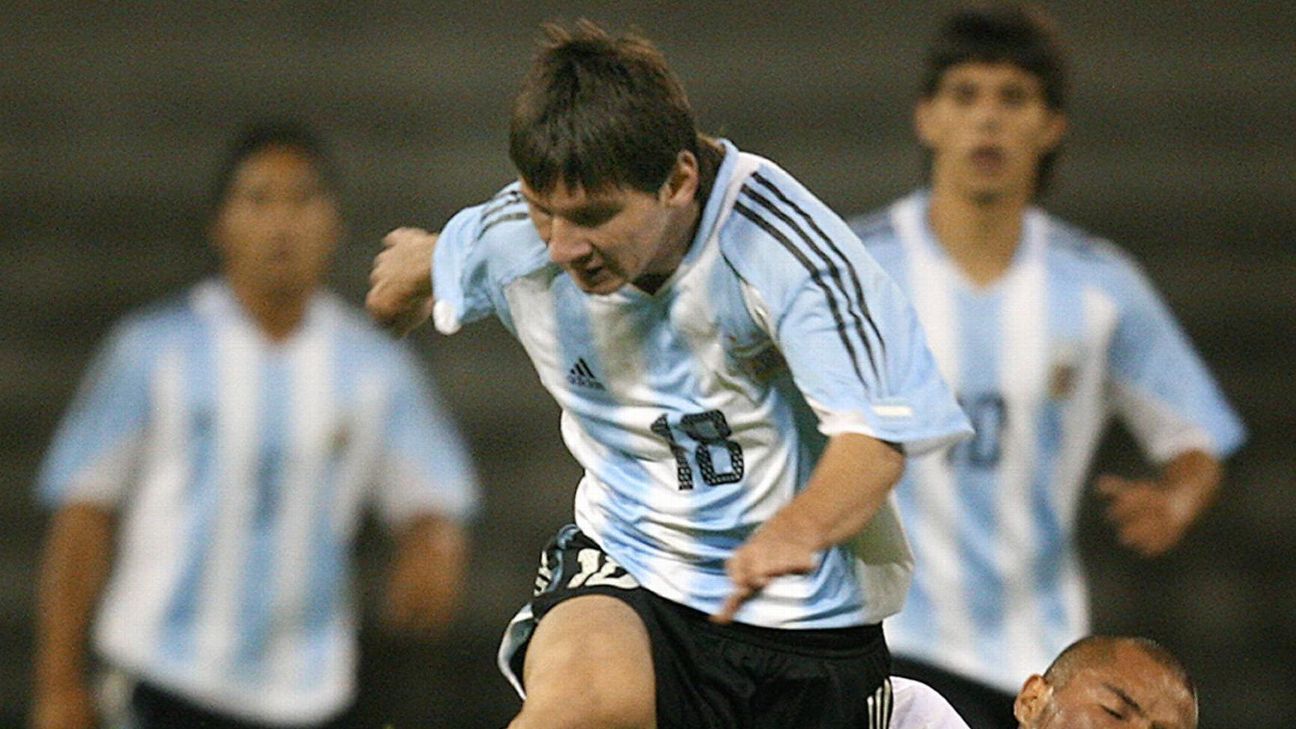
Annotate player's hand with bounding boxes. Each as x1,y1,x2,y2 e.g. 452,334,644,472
366,227,438,337
30,682,97,729
712,516,819,624
1097,474,1198,557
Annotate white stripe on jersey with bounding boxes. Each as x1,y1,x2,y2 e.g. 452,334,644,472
893,197,977,674
995,215,1047,686
96,348,190,664
266,318,332,694
194,314,261,681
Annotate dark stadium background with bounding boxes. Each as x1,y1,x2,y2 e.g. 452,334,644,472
3,2,1292,726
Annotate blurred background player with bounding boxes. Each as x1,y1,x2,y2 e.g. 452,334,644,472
368,20,969,729
31,120,480,729
848,4,1245,727
1014,635,1197,729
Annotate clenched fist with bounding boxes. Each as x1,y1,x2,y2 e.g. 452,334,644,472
367,227,438,337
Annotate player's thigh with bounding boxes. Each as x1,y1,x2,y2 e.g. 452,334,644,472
520,594,655,728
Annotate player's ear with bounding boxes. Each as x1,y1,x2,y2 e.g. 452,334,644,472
1039,111,1068,153
1014,674,1051,726
660,150,699,207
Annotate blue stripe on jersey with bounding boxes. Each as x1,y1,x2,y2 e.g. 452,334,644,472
954,292,1007,672
732,196,875,389
233,350,288,677
749,172,887,375
161,314,220,666
1033,263,1078,650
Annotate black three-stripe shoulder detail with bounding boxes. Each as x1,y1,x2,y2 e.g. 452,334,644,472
482,189,523,220
479,190,528,238
749,172,887,375
479,211,529,238
733,198,869,388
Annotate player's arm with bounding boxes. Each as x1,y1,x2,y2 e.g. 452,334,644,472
1098,253,1244,558
32,503,115,729
1097,449,1222,557
367,227,439,337
714,432,904,624
382,513,470,635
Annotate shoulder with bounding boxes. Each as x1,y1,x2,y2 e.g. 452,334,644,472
719,155,856,276
1040,211,1151,292
109,288,203,352
325,296,419,358
846,205,901,248
450,182,552,283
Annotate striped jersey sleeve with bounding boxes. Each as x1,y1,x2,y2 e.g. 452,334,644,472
36,311,163,507
1091,242,1246,461
431,183,548,336
722,164,971,456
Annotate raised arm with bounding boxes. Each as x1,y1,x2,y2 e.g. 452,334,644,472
367,227,439,336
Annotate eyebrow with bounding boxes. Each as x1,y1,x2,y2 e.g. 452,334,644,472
1100,683,1146,716
519,190,622,221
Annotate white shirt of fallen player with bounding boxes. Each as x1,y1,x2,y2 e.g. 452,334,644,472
850,192,1245,693
889,677,972,729
432,139,970,632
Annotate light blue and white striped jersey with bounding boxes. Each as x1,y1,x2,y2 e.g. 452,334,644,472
851,191,1246,692
37,280,479,725
432,140,970,630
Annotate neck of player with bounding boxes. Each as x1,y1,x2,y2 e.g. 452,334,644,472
927,182,1032,287
228,278,311,342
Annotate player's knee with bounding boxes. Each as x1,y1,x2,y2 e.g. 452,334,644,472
518,596,655,728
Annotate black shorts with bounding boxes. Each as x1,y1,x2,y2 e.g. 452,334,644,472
129,681,352,729
498,525,895,729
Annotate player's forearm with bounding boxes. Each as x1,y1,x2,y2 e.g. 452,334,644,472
34,504,114,692
764,433,905,552
1160,449,1223,524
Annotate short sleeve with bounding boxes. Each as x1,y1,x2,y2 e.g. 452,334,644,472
372,344,481,526
432,185,538,335
1106,262,1246,462
770,262,972,456
36,322,153,508
723,167,969,457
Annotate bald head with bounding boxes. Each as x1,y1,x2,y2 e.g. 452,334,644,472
1016,636,1197,729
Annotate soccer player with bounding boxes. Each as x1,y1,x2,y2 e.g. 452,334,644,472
847,5,1245,727
1014,635,1197,729
367,20,970,729
31,121,480,729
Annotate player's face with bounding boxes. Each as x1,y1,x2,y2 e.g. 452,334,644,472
212,146,341,300
1018,647,1196,729
916,61,1066,202
520,153,700,295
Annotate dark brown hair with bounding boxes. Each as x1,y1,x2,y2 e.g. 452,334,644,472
922,3,1069,192
509,20,702,195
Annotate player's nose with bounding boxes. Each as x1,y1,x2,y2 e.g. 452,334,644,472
546,218,591,265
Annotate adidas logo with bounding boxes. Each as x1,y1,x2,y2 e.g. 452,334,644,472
566,358,605,390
